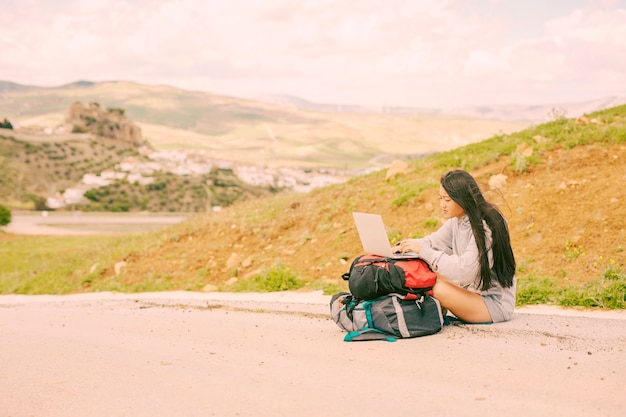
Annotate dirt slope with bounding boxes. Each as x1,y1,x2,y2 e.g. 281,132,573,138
110,140,626,293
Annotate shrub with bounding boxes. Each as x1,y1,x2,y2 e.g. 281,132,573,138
516,274,557,305
0,118,13,129
108,108,125,116
232,260,304,292
25,194,47,211
0,204,11,226
558,266,626,309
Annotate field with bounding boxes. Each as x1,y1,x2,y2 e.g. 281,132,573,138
1,105,625,309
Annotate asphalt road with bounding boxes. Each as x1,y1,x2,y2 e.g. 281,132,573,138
3,212,189,235
1,292,625,417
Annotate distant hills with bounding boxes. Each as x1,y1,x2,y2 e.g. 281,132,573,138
256,93,626,124
254,94,440,115
0,80,38,93
2,79,624,171
445,96,626,123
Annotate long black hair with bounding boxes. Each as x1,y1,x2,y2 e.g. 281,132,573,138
440,169,516,290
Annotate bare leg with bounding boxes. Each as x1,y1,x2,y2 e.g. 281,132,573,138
432,279,493,323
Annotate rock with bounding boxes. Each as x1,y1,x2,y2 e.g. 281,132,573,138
114,261,126,276
242,256,254,268
385,160,410,180
516,142,533,157
202,284,218,292
226,253,241,269
489,174,508,190
242,268,262,279
224,277,238,286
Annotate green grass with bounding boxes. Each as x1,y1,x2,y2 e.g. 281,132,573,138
3,229,623,308
228,260,305,292
431,134,518,171
392,179,437,207
426,104,626,176
557,266,626,309
516,274,559,305
516,266,626,309
0,233,157,294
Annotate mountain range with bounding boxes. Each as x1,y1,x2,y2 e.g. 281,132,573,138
255,93,626,123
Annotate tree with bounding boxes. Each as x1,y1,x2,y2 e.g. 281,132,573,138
0,118,13,129
0,204,11,226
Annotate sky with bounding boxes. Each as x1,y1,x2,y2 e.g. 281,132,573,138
1,0,625,108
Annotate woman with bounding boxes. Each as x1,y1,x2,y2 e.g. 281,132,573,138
394,169,516,323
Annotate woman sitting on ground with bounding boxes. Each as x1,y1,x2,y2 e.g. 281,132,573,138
393,169,516,323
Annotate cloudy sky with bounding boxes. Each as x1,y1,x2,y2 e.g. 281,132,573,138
1,0,625,108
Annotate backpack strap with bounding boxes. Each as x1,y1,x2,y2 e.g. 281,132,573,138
341,294,361,321
344,299,396,342
344,328,397,342
342,298,397,342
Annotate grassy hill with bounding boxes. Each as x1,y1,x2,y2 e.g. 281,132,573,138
0,126,276,212
0,80,528,170
0,129,142,208
1,105,625,309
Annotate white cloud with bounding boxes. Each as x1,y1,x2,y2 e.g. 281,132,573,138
495,6,626,102
464,50,510,76
0,0,625,107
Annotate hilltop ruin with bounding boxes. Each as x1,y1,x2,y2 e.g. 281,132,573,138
66,102,146,147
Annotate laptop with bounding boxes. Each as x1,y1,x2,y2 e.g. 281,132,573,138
352,212,419,259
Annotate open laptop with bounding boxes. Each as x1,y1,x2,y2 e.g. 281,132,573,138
352,212,419,259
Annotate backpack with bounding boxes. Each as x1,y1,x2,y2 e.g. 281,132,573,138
330,292,444,342
342,254,437,300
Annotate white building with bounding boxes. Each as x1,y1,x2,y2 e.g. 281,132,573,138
82,173,112,187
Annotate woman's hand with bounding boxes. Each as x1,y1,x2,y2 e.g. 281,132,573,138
393,239,422,255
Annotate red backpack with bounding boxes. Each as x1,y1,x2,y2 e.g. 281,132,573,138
342,254,437,300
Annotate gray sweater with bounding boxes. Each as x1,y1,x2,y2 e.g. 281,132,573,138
413,215,515,321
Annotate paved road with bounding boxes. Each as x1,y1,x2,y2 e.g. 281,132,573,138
1,292,625,417
3,212,189,235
